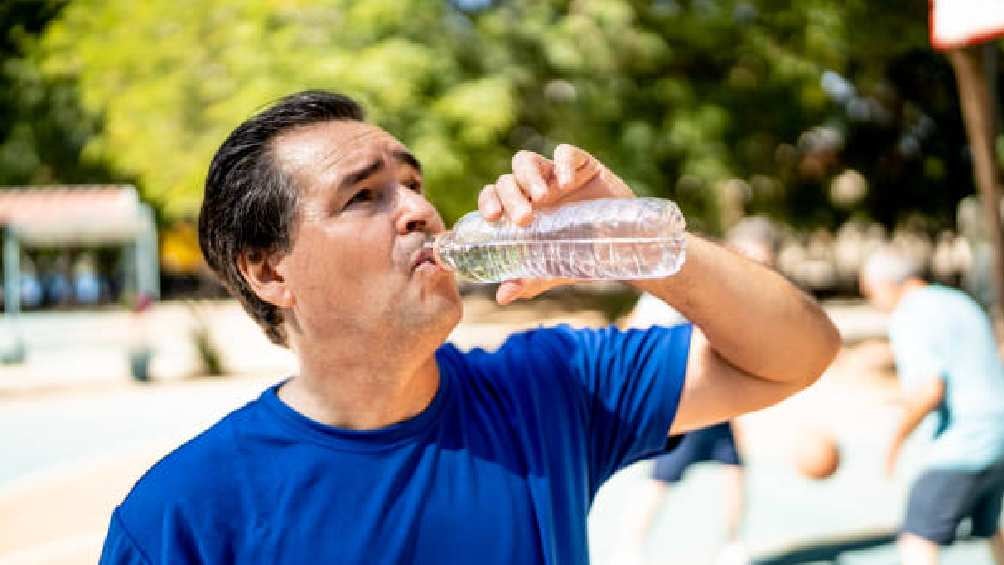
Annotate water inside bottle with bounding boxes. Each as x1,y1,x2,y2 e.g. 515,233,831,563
432,234,685,282
429,197,687,283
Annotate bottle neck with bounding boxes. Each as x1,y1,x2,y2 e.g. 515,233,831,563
427,232,456,273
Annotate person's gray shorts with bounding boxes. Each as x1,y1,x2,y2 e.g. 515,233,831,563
903,461,1004,545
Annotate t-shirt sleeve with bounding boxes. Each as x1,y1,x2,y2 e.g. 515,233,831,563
99,509,151,565
546,324,692,491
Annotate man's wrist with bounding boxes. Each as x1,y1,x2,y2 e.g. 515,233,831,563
626,232,696,296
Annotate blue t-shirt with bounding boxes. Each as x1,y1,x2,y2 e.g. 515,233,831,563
100,324,691,564
889,285,1004,471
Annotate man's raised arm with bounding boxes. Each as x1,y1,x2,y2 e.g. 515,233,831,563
479,144,841,433
634,235,840,433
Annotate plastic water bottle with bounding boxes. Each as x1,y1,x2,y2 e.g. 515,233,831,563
426,197,686,282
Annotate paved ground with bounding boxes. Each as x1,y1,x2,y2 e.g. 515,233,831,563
0,297,998,564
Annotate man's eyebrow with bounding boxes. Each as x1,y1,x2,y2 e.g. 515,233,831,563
394,149,422,173
339,150,420,190
340,158,384,189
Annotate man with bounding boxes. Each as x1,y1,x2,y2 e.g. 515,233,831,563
860,247,1004,565
100,90,839,564
626,217,779,565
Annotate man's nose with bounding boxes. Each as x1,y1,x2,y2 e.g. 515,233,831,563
395,186,441,235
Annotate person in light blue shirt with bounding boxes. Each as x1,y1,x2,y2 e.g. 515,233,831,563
99,90,840,564
861,246,1004,565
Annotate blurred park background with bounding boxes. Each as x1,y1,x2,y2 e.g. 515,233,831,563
1,0,1003,563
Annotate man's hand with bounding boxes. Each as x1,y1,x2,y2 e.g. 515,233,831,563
881,377,944,479
478,144,634,304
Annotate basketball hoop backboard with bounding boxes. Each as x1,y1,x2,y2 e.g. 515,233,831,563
930,0,1004,50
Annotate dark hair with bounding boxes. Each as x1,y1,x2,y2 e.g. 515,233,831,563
198,90,365,346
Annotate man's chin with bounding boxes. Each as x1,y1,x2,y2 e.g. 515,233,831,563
433,291,463,327
393,305,460,357
416,269,461,300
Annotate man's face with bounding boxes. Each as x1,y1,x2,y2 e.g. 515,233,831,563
271,120,461,349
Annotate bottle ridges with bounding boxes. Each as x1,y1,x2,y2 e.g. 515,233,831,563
435,197,687,283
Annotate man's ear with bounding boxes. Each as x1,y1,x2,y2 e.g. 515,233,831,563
237,248,293,309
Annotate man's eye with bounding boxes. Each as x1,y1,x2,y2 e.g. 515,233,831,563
346,189,374,207
405,180,422,193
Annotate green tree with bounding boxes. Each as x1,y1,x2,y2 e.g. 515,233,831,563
34,0,990,232
39,0,518,220
0,0,112,185
473,0,974,231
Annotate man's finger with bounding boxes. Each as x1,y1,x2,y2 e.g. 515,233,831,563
494,174,533,226
496,281,523,305
496,280,546,305
477,184,503,221
554,144,596,190
511,150,554,204
496,278,575,305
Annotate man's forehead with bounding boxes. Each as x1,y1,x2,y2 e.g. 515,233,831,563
272,121,409,176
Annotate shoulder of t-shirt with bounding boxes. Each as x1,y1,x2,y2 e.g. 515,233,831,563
892,286,935,324
440,325,577,385
915,285,973,310
115,395,261,532
927,285,985,318
103,507,153,564
445,323,690,384
451,324,589,367
893,286,970,331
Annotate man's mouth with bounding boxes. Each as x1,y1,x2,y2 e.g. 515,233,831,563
412,246,438,271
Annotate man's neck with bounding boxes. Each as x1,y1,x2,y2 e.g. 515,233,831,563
277,341,441,430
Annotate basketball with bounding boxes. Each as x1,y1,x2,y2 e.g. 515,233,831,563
793,430,841,480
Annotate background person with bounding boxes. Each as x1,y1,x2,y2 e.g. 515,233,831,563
860,246,1004,565
625,217,779,565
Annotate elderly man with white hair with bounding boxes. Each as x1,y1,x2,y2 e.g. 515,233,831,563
860,247,1004,565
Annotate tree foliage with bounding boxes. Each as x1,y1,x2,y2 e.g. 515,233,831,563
0,0,112,186
3,0,997,232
